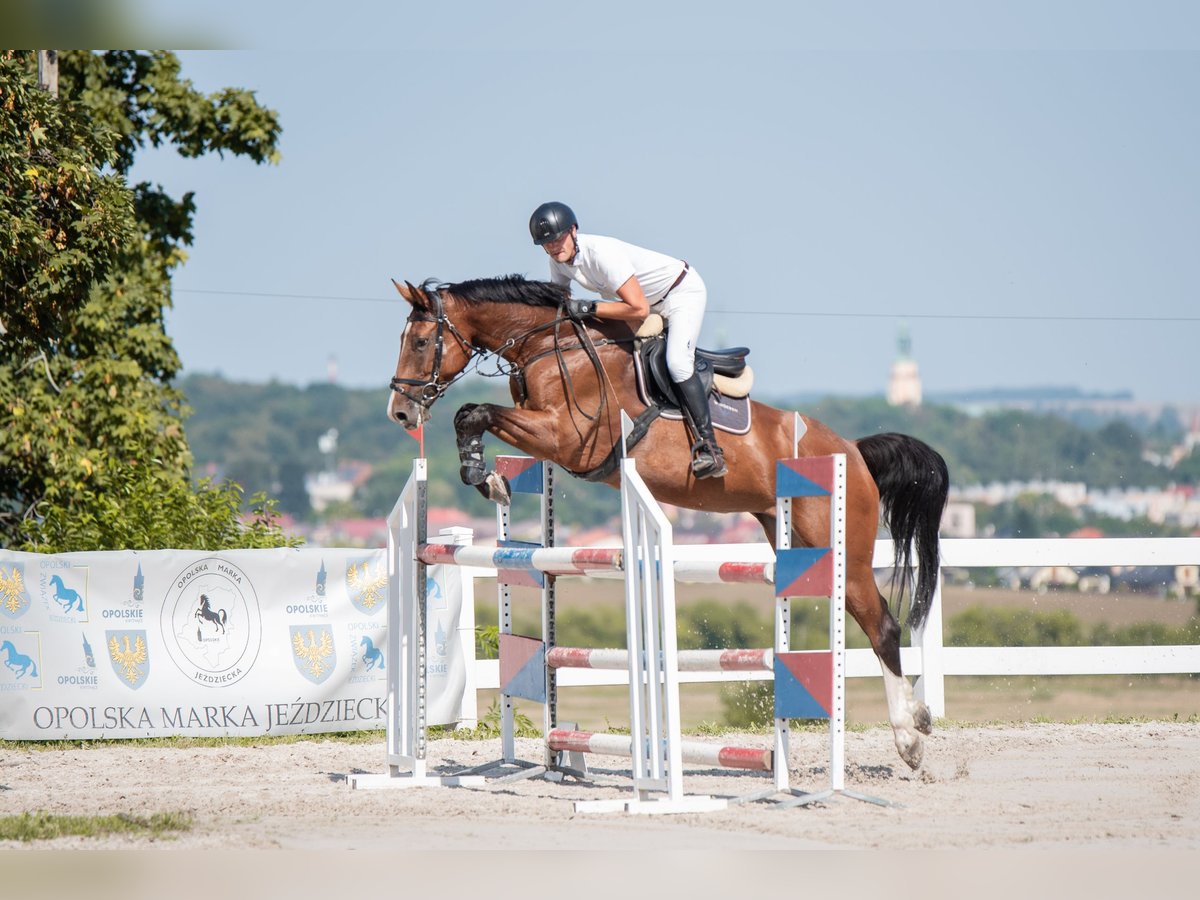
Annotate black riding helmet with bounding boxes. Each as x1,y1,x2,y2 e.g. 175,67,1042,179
529,201,578,245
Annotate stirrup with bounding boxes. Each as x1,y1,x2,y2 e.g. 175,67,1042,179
690,441,727,479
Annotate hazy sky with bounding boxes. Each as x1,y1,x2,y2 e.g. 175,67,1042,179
128,2,1200,403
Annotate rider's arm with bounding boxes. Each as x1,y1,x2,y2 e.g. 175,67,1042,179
594,275,649,326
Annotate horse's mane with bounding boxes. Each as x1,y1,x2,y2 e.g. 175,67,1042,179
436,274,569,308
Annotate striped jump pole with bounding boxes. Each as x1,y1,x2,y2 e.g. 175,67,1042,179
547,729,774,773
546,646,774,672
418,543,622,577
570,558,775,585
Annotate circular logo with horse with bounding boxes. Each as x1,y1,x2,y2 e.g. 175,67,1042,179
160,557,262,687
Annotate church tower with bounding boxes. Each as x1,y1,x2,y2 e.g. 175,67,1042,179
886,323,922,407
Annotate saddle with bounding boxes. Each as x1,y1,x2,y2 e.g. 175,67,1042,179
632,314,755,435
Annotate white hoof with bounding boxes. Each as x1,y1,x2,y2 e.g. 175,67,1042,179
484,472,511,506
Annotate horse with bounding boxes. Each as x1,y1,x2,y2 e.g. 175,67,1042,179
195,594,227,634
360,635,385,671
386,275,948,770
49,574,84,613
1,640,38,679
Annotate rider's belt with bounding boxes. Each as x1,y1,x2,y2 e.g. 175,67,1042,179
660,261,690,302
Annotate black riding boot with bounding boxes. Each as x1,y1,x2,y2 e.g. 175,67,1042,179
673,373,727,479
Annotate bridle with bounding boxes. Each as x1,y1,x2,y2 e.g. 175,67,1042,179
388,290,477,409
389,287,634,417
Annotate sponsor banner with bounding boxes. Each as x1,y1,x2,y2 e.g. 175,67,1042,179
0,549,467,740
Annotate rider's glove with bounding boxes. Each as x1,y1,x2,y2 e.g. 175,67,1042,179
564,298,597,321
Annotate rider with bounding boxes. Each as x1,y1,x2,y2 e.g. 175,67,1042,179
528,201,726,479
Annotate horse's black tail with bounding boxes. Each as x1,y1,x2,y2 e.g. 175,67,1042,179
855,432,949,631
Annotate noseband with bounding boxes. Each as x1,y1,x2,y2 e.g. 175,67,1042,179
388,291,475,408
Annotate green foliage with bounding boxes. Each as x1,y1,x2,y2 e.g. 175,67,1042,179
677,598,772,651
947,606,1200,648
975,494,1083,538
22,466,296,553
803,395,1175,489
948,607,1086,647
0,810,192,842
0,52,286,551
179,374,627,526
58,51,281,256
0,53,135,348
476,623,499,660
479,698,537,736
180,377,1199,535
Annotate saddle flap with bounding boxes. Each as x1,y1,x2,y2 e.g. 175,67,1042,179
641,337,715,402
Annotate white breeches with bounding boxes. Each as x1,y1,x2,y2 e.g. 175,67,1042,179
656,269,707,382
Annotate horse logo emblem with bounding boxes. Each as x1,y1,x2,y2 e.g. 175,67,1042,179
106,629,149,689
0,563,31,620
426,574,443,607
347,557,386,614
49,574,85,613
195,593,228,635
290,625,336,684
359,635,385,671
160,557,262,688
1,638,39,682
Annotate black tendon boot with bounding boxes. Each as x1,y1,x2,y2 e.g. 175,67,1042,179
673,373,728,479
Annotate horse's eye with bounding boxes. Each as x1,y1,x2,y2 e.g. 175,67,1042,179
414,337,429,351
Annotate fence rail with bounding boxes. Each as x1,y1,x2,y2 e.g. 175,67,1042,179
464,537,1200,718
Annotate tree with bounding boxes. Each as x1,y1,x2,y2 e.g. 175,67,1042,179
0,51,288,551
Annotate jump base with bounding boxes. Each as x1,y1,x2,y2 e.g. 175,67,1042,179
574,795,729,815
350,772,487,790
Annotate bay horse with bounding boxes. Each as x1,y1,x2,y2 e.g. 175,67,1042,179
387,275,948,769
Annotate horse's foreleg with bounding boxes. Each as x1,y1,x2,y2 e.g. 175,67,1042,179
454,403,490,486
453,403,563,506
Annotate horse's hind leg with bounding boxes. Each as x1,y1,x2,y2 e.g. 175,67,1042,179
760,510,931,769
846,567,932,770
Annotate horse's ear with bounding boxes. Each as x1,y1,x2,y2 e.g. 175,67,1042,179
392,278,415,304
392,278,431,311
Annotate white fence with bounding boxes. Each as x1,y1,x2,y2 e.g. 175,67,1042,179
465,537,1200,719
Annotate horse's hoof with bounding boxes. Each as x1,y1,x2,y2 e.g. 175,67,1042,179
483,472,511,506
897,732,924,770
459,461,486,486
914,701,934,736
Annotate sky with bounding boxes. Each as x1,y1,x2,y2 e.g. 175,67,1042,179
125,2,1200,405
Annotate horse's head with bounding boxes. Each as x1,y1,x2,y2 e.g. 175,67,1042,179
387,279,476,429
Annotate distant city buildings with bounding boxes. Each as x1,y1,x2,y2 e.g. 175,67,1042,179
949,480,1200,533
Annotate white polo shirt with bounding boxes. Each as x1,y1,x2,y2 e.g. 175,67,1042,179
548,233,687,308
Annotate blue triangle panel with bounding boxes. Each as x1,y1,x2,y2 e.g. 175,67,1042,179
775,460,831,499
775,547,830,598
504,645,547,703
774,658,831,720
